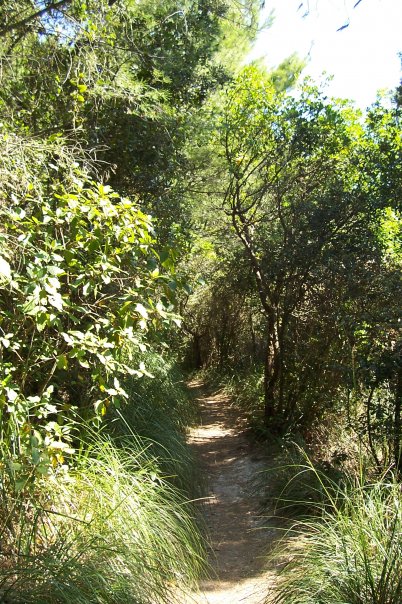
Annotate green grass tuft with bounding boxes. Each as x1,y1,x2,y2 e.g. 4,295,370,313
267,467,402,604
108,352,202,498
0,432,207,603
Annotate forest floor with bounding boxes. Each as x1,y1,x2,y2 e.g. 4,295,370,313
183,380,282,604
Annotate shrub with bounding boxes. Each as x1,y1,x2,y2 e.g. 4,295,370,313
0,432,207,604
267,473,402,604
0,132,179,484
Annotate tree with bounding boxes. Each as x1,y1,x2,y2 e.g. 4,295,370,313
216,66,386,432
344,100,402,471
0,0,263,477
0,0,260,243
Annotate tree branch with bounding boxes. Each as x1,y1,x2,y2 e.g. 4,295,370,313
0,0,72,36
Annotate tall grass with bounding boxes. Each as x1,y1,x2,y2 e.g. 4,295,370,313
267,468,402,604
108,352,202,497
0,355,208,603
0,431,207,604
257,443,347,518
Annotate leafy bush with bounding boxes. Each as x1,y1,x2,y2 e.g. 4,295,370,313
0,132,204,604
0,133,178,483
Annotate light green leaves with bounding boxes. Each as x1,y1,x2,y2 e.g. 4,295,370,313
0,255,11,283
378,207,402,264
0,170,179,481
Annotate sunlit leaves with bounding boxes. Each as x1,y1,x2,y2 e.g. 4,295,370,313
0,256,12,283
0,165,178,481
378,208,402,264
212,64,400,432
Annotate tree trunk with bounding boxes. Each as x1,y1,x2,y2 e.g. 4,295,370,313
193,333,203,369
249,311,257,363
263,312,281,429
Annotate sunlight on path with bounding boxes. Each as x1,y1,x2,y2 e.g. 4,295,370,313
183,382,278,604
187,577,273,604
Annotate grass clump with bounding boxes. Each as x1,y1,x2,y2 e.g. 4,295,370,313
0,432,207,604
108,352,202,497
268,471,402,604
258,443,347,518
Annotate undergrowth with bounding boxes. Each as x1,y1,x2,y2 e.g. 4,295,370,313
0,432,206,604
196,365,265,429
0,354,207,603
108,352,201,497
257,443,349,518
266,461,402,604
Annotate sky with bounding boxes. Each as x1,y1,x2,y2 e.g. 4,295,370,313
248,0,402,109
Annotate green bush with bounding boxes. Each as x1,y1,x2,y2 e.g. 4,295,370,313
0,431,207,604
268,474,402,604
224,365,264,420
0,132,179,485
198,364,265,427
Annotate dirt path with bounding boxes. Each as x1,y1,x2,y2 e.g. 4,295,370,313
184,381,279,604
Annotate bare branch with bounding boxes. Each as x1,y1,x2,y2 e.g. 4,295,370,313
0,0,72,36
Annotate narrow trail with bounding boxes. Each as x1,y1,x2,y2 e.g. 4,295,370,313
185,381,280,604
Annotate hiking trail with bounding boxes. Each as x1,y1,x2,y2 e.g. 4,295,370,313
184,381,280,604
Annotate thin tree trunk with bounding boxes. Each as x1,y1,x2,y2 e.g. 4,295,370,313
193,334,203,369
249,311,257,363
366,384,381,469
263,312,281,429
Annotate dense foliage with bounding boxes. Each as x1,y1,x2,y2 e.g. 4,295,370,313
0,0,259,472
0,0,401,601
183,65,402,471
0,1,258,600
267,469,402,604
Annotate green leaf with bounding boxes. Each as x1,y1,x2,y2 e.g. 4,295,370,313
15,477,30,492
32,448,41,464
36,311,51,331
139,362,154,378
47,440,74,452
36,464,50,475
23,298,41,315
0,256,11,282
56,354,68,370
